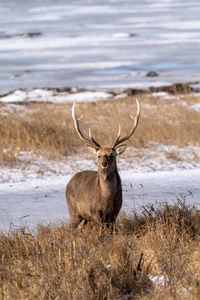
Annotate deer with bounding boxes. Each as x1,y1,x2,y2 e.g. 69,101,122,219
66,99,141,228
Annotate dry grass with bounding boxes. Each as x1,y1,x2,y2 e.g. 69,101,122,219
0,92,200,165
0,103,78,165
0,200,200,299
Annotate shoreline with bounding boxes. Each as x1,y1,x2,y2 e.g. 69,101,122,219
1,81,200,105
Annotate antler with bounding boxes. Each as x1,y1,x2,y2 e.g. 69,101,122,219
72,103,101,149
112,98,141,149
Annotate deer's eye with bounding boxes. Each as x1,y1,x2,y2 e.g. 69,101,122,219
98,155,101,159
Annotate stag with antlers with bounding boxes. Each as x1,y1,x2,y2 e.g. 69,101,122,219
66,99,141,228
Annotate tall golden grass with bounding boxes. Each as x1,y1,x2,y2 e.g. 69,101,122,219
0,92,199,165
0,201,200,299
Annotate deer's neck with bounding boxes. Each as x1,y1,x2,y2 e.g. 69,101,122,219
98,168,119,198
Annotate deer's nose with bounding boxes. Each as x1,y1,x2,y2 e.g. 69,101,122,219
102,161,108,168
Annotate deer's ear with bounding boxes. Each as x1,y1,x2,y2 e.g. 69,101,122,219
86,145,98,155
115,144,127,155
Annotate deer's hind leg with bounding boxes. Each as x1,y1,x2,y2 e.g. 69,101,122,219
65,194,80,227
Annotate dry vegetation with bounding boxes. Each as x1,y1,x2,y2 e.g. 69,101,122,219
0,201,200,299
0,91,199,166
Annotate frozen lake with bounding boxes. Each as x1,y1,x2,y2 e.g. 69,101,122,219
0,0,200,93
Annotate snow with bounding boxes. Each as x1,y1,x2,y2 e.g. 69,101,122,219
148,275,167,287
0,89,113,103
1,86,200,104
112,33,132,38
190,103,200,113
64,91,113,103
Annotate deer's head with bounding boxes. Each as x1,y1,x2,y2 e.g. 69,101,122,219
72,99,141,174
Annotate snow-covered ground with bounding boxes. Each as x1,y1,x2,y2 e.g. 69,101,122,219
0,88,114,104
1,146,199,231
1,87,200,115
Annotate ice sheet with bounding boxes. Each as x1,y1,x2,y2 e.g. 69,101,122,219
0,0,200,93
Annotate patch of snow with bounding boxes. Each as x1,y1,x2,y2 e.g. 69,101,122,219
0,89,113,104
149,274,167,286
112,33,132,38
0,89,53,103
119,145,200,172
64,91,113,103
151,92,176,100
190,103,200,112
114,93,128,99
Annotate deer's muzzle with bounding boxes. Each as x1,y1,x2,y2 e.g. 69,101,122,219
101,161,109,170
